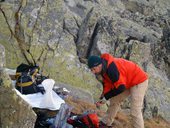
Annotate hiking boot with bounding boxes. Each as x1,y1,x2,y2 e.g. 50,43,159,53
99,121,113,128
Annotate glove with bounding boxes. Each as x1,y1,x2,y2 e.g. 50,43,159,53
95,97,107,107
37,86,46,94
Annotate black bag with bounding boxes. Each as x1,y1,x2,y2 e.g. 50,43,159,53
16,63,32,72
15,63,45,94
16,63,39,80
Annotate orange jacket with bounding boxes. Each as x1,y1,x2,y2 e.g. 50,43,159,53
101,53,148,95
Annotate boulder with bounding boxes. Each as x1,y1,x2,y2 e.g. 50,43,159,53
0,69,36,128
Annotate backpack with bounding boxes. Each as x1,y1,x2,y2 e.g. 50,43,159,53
15,63,45,94
67,112,99,128
15,63,39,87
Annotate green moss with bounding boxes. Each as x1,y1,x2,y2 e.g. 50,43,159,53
0,69,12,88
0,3,15,35
0,39,28,68
0,10,13,37
27,42,98,98
12,93,18,102
40,54,101,100
0,16,11,36
26,42,101,100
54,0,63,11
21,0,27,7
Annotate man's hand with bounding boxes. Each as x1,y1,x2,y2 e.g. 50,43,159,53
95,100,104,107
95,97,107,107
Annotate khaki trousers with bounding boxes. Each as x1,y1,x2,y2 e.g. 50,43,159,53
102,80,148,128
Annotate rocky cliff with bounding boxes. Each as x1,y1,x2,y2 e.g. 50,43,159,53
0,0,170,126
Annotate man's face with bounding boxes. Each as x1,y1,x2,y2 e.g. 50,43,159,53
90,64,102,75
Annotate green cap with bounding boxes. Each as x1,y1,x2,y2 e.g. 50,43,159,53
88,56,102,68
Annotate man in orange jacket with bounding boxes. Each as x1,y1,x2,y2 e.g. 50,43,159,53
88,53,148,128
